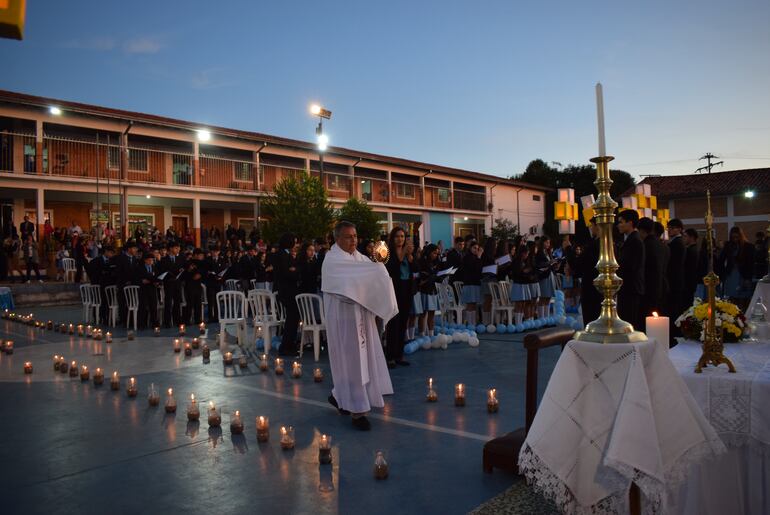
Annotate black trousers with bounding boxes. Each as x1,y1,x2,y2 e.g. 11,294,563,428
617,291,642,332
117,283,128,324
139,285,159,329
580,290,602,327
25,259,41,280
279,291,299,355
205,281,220,322
183,283,203,324
164,281,183,326
385,279,412,361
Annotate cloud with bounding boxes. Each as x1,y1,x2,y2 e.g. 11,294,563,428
123,37,163,55
62,37,117,51
190,68,238,90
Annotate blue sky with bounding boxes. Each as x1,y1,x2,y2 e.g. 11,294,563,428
2,0,769,179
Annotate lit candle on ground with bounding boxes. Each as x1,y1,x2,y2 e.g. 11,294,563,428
191,337,200,349
230,410,244,434
59,359,69,374
259,354,269,372
645,311,670,354
207,401,221,427
487,388,499,413
154,326,161,336
94,329,103,341
60,323,67,333
86,324,92,336
199,322,206,335
187,394,200,421
374,451,389,480
256,416,269,442
291,362,302,378
53,355,61,371
110,371,120,391
427,377,438,402
184,342,192,356
454,383,466,407
280,426,295,450
319,434,332,464
69,361,79,377
105,332,112,343
77,324,84,336
202,344,211,360
223,352,233,365
23,362,33,374
93,368,104,386
148,383,159,406
313,368,324,382
127,377,138,398
173,339,181,353
68,323,74,335
596,82,606,157
47,320,53,330
79,365,90,381
127,330,135,341
178,324,186,336
4,340,13,354
275,358,284,375
165,388,177,413
238,355,248,368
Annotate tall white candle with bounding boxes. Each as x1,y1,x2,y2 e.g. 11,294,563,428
595,82,606,157
645,311,669,354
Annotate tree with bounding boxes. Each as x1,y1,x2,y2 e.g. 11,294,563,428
261,174,334,242
490,217,519,241
337,198,382,242
511,159,636,242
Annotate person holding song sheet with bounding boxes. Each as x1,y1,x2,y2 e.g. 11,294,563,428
135,252,160,329
479,237,498,326
159,241,186,327
417,243,441,339
461,240,483,326
535,236,558,320
384,227,414,369
323,221,397,431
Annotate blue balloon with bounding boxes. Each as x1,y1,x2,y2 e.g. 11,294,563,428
476,324,487,334
515,323,525,332
469,331,477,338
256,338,264,350
404,342,417,354
496,323,506,333
555,290,565,300
565,316,575,326
506,323,516,333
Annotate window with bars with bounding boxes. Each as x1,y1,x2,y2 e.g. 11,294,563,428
395,182,416,199
327,174,351,191
234,162,253,182
438,188,450,202
108,147,148,171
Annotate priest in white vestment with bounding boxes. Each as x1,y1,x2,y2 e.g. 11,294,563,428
322,221,398,430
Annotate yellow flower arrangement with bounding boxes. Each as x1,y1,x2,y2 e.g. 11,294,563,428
675,297,747,343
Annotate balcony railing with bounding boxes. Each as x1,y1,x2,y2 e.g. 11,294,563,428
0,132,489,211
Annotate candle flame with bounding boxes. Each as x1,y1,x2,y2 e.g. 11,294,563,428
235,410,240,417
96,368,101,373
112,371,117,378
129,377,135,384
71,361,76,366
652,311,659,318
168,388,173,395
209,401,215,408
191,393,195,401
280,426,287,434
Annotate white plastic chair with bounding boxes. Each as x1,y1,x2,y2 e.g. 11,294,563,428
86,284,102,325
489,282,515,325
437,282,465,325
124,285,140,331
156,287,165,326
296,293,326,361
216,290,247,352
105,285,119,327
63,258,76,283
452,281,464,305
247,289,282,353
225,279,240,292
201,283,208,319
79,284,92,323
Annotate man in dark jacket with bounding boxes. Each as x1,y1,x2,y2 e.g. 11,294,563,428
682,229,700,309
275,233,300,357
617,209,645,331
87,246,117,323
445,237,465,284
20,216,35,242
239,245,258,292
159,242,186,327
115,241,139,325
183,248,205,325
638,218,669,326
579,220,602,325
134,252,160,329
666,219,686,317
203,246,227,323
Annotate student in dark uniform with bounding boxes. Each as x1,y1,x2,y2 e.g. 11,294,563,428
134,252,160,329
616,210,645,331
384,227,413,369
159,242,186,327
445,237,465,285
204,246,227,323
461,240,483,326
682,229,700,310
87,246,117,323
239,245,258,292
297,242,321,294
183,248,205,325
638,217,669,326
116,241,139,325
275,233,300,357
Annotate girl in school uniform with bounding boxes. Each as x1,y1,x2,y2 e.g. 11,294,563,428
461,240,483,326
535,236,558,320
509,244,532,326
525,241,541,321
407,244,423,340
417,243,441,337
479,237,499,326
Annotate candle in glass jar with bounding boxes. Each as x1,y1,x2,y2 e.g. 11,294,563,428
454,383,466,407
69,361,79,377
199,322,206,335
201,344,210,360
274,358,284,375
259,354,268,372
4,340,13,354
105,332,113,343
319,434,332,464
53,355,61,371
313,367,324,382
59,359,69,374
487,388,499,413
68,323,74,335
230,410,244,434
207,401,221,427
110,371,120,390
148,383,160,406
373,451,389,479
238,355,248,368
223,351,233,365
79,365,90,381
23,361,33,374
280,426,295,450
127,330,135,341
173,339,181,353
47,320,53,330
127,377,138,398
184,342,192,356
93,367,104,385
187,394,200,421
191,337,200,349
256,416,269,442
94,329,103,341
86,324,92,336
291,361,302,378
178,324,186,336
427,377,438,402
154,326,161,336
77,324,84,336
165,388,177,413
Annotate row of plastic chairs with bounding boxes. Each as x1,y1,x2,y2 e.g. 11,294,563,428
436,279,518,326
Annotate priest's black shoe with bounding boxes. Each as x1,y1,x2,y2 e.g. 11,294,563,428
352,416,371,431
328,395,350,415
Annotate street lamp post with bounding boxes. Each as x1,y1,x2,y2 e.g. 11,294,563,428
310,104,331,185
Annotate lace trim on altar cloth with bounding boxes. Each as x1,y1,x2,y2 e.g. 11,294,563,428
519,437,726,515
718,433,770,458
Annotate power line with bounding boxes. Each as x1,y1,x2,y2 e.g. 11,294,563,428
694,153,723,175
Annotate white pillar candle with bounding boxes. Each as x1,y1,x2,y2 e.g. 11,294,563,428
645,311,669,354
595,82,606,157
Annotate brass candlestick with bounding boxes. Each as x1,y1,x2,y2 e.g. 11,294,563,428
695,190,736,373
574,156,647,344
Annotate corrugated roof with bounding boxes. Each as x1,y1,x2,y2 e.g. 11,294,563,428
624,168,770,200
0,89,550,192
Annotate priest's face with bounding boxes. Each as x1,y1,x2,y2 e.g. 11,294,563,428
337,226,358,254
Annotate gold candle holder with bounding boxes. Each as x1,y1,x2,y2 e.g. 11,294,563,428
574,156,647,344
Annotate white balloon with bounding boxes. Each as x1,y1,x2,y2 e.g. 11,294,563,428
486,324,496,334
420,338,432,350
431,336,442,349
468,337,480,347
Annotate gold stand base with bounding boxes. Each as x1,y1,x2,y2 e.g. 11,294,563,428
575,314,648,344
694,352,736,373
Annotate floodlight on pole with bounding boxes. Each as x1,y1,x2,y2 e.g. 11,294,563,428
317,133,329,151
49,106,62,115
744,190,755,199
197,129,211,142
310,104,332,119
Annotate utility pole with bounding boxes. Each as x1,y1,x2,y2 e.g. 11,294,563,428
695,153,723,175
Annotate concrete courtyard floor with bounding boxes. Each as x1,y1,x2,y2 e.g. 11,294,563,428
0,305,561,515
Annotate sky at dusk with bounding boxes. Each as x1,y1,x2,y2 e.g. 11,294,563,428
2,0,769,179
